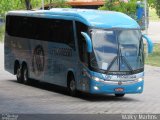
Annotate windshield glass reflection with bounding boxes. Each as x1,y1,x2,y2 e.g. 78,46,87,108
90,29,144,73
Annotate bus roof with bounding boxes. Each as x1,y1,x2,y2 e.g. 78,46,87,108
7,8,140,29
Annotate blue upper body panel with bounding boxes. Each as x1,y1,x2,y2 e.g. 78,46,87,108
8,8,140,29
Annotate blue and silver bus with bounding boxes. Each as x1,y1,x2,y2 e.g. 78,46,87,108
4,9,153,97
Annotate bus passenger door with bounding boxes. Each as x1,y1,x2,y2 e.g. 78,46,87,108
75,21,91,92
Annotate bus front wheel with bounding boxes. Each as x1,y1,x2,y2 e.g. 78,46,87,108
115,94,125,97
68,76,77,96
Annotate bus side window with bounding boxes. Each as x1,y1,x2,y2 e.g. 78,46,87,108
63,21,75,49
7,16,20,36
82,40,88,66
6,16,75,51
49,20,75,49
76,21,88,65
63,21,75,50
6,16,36,39
6,16,10,34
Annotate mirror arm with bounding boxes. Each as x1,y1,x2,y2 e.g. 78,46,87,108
81,32,92,53
142,34,154,53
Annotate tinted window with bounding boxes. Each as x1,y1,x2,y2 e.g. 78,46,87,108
6,15,75,48
76,21,88,64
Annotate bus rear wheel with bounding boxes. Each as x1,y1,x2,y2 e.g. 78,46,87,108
115,94,125,97
68,76,77,96
16,66,23,83
22,65,30,84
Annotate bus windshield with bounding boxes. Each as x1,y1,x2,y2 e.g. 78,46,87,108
90,29,144,74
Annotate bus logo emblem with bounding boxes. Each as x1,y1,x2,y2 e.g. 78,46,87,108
118,81,122,85
32,45,45,76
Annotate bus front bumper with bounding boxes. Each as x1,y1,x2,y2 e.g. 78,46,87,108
89,80,144,94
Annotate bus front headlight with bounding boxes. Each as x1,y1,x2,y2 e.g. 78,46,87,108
92,76,104,82
137,77,143,82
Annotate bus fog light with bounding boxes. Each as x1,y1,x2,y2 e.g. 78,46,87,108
94,86,99,90
137,87,142,91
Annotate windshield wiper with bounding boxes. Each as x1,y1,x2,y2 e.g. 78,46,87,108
105,47,135,74
105,56,118,74
119,48,133,73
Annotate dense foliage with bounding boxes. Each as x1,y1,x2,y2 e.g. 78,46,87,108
0,0,69,17
0,0,69,42
0,24,5,42
99,0,160,18
148,0,160,17
0,0,42,17
99,0,137,19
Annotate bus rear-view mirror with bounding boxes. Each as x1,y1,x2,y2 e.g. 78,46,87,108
81,32,92,53
142,34,154,54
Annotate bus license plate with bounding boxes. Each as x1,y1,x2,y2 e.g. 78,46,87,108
115,88,124,92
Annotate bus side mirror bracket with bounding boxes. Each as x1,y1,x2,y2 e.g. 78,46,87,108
142,34,154,53
81,32,93,53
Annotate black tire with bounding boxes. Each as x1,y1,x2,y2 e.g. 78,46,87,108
115,94,125,97
68,76,77,96
16,65,23,83
22,65,30,84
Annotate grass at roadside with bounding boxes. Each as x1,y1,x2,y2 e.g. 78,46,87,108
145,43,160,67
149,8,160,21
0,24,5,42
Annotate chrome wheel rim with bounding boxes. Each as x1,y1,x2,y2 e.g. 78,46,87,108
70,80,75,91
17,68,21,79
24,69,28,82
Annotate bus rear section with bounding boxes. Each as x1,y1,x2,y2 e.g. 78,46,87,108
4,13,77,90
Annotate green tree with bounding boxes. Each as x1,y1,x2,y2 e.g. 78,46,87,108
148,0,160,17
0,0,69,16
0,0,23,17
0,25,5,42
25,0,32,10
0,0,70,42
99,0,137,19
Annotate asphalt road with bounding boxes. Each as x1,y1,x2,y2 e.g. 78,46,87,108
147,22,160,43
0,43,160,115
